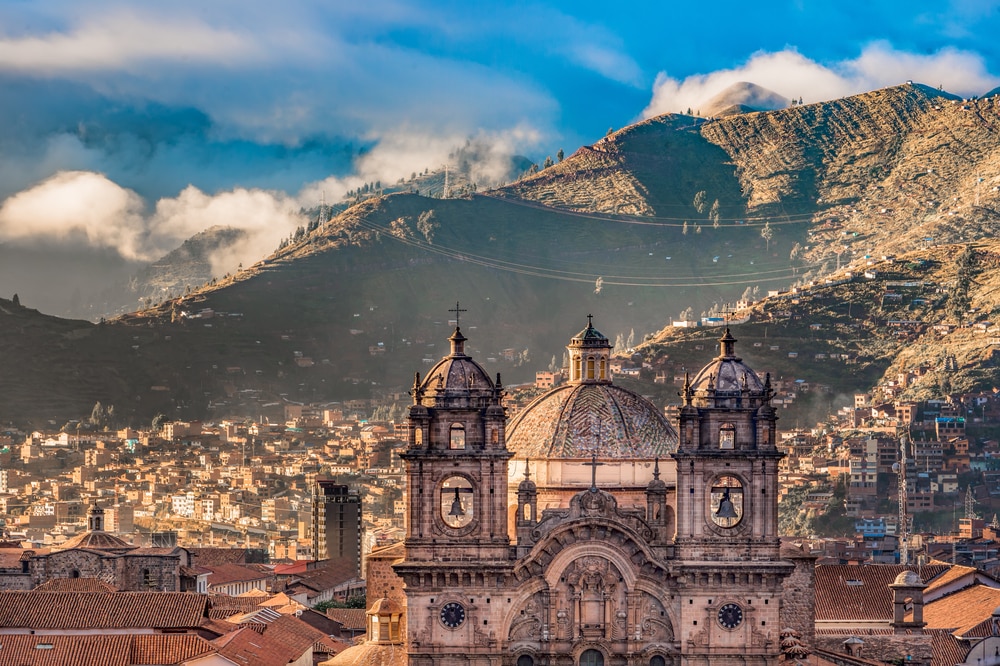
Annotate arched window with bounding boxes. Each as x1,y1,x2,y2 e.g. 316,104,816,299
580,650,605,666
710,475,744,528
574,358,582,381
599,358,606,379
586,357,595,380
517,656,535,666
414,428,423,445
719,423,736,449
449,424,465,450
650,657,667,666
491,429,499,445
71,569,80,578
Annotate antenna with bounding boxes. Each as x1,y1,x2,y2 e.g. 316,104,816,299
319,191,328,228
894,435,909,566
443,164,449,199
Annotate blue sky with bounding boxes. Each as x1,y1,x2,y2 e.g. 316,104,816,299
0,0,998,265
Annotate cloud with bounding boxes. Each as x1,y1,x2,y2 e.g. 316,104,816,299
0,12,255,73
0,171,147,258
643,43,1000,119
0,171,305,274
150,186,304,275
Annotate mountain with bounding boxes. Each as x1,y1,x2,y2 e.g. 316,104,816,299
700,82,788,117
3,83,1000,427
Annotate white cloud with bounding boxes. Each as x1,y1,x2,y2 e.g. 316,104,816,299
643,43,1000,119
0,12,255,73
150,186,304,275
0,171,305,275
0,171,147,258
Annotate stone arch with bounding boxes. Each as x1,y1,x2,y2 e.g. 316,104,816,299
520,520,665,589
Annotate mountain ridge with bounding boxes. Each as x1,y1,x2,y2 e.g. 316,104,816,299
3,83,1000,426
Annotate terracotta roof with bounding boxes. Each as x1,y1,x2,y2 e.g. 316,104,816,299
326,608,368,630
288,559,358,594
261,614,328,655
208,595,265,619
910,584,1000,636
189,547,247,566
0,591,209,630
929,628,970,666
206,563,270,586
923,563,980,596
127,634,219,664
0,633,218,665
213,626,305,666
815,565,949,621
33,577,117,592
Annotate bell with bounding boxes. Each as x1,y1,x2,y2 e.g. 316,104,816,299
716,489,738,519
448,487,465,517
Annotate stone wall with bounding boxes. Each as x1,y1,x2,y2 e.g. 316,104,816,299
368,544,406,643
780,547,817,647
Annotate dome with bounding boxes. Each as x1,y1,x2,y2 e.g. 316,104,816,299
689,328,765,393
56,530,136,552
892,570,924,587
321,643,407,666
506,383,678,459
571,319,609,347
418,328,494,396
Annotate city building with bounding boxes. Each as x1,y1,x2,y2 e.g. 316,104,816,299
312,480,363,578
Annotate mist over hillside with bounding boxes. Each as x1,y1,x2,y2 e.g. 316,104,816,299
2,83,1000,427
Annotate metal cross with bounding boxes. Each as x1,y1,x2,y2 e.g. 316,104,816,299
583,453,605,490
449,301,467,328
587,313,593,328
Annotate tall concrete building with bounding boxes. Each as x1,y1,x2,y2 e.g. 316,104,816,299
312,481,362,576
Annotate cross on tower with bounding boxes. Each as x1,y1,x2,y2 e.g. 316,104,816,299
583,453,605,490
587,313,594,328
449,301,467,328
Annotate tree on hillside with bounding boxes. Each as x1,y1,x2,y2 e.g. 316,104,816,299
11,293,19,306
693,191,707,214
543,156,553,169
709,199,720,228
417,210,438,244
761,221,774,252
948,244,979,324
557,148,564,162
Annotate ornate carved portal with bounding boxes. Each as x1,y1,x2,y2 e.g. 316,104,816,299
506,555,675,660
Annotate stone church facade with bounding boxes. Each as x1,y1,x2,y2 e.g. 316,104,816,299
348,318,814,666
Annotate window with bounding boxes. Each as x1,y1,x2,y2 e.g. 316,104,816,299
441,476,474,528
449,424,465,450
710,475,744,528
491,429,499,445
414,428,423,445
143,568,154,588
587,358,595,379
599,359,606,380
580,650,604,666
70,569,80,578
719,423,736,449
650,657,666,666
517,656,535,666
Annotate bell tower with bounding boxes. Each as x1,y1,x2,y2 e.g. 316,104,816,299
395,306,514,664
672,328,791,664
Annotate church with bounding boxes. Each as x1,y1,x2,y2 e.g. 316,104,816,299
328,316,815,666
